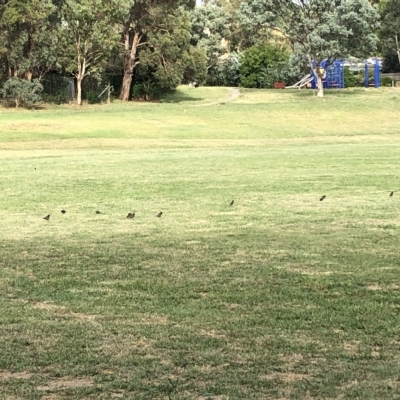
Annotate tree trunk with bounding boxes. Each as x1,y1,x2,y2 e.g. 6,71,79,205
25,70,33,81
119,30,141,101
307,55,324,98
76,58,86,106
316,74,324,98
120,72,133,101
77,77,83,106
395,34,400,68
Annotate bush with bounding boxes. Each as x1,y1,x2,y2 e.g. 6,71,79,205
86,91,101,104
240,44,290,88
381,76,394,87
214,52,242,87
382,53,400,73
276,53,308,86
41,75,72,104
0,77,43,108
344,67,364,88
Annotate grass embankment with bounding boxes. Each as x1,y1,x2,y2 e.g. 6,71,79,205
0,87,400,399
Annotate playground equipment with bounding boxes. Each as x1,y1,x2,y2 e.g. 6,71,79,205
285,74,313,89
310,59,345,89
285,60,345,90
364,57,381,88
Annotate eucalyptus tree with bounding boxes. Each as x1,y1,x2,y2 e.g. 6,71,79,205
241,0,380,97
59,0,119,105
381,0,400,67
190,2,231,71
0,0,59,81
113,0,196,100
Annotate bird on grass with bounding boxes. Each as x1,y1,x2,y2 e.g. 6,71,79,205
320,195,326,201
390,191,394,197
230,200,234,206
126,212,135,219
61,210,66,214
43,214,50,221
156,212,163,218
95,210,102,214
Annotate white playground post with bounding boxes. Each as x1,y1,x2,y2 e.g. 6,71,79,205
285,74,313,89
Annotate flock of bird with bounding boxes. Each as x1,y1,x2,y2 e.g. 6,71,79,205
41,193,395,221
42,210,163,221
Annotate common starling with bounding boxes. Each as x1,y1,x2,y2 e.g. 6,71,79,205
320,195,326,201
95,210,102,214
156,212,163,218
43,214,50,221
390,191,394,197
126,212,135,219
230,200,234,206
61,210,66,214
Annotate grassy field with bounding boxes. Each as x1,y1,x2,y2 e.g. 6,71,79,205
1,87,400,399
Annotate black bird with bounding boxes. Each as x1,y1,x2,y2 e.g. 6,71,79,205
61,210,66,214
43,214,50,221
320,195,326,201
390,191,394,197
230,200,234,206
95,210,102,214
126,212,135,219
156,212,163,218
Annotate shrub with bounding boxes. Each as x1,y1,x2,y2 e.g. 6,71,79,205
381,76,394,87
0,77,43,108
382,53,400,73
86,91,101,104
344,67,364,87
240,44,290,88
214,52,242,87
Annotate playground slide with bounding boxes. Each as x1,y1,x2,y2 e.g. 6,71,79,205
286,74,313,89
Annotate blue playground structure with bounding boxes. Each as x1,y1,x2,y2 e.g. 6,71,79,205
286,57,381,90
310,59,345,89
364,57,381,88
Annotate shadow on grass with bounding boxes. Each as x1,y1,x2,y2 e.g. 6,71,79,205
159,91,205,104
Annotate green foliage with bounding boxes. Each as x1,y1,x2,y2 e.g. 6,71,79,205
117,5,207,100
182,46,208,85
214,52,242,86
382,52,400,73
344,67,364,87
381,76,395,86
0,77,43,108
59,0,119,105
0,0,59,81
380,0,400,64
86,91,100,104
114,0,199,100
240,44,289,88
41,74,72,104
190,2,231,67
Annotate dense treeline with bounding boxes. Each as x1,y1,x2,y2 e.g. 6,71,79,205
0,0,397,105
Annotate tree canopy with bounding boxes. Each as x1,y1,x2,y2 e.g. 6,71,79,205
381,0,400,68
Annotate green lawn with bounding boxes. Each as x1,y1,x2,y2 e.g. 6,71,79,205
1,87,400,399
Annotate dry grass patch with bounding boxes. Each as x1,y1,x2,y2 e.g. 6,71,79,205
259,372,310,383
367,284,400,291
344,342,359,356
31,302,98,323
37,378,93,391
0,371,32,380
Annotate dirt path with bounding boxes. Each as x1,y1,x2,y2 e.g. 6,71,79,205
194,87,240,107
